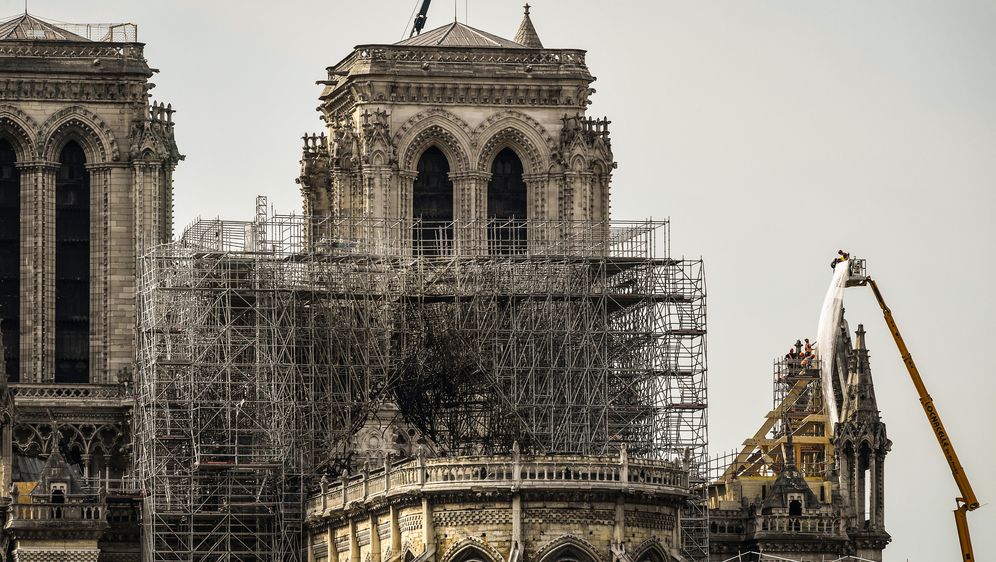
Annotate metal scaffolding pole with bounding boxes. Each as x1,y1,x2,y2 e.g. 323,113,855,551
136,214,707,561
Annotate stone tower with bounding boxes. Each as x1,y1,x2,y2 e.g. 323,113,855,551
0,12,180,561
834,324,891,561
298,6,614,255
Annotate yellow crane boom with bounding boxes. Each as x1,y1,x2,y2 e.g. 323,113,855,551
859,276,980,561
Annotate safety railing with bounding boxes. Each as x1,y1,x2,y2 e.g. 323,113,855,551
179,216,665,261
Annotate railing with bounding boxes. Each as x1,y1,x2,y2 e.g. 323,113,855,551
756,513,843,536
0,42,143,59
10,383,123,400
708,510,746,536
102,477,141,495
179,216,664,260
9,499,104,522
354,46,588,67
307,453,687,518
54,22,138,42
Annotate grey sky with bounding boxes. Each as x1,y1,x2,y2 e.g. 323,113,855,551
14,0,996,559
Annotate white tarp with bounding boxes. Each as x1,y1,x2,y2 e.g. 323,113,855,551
816,261,850,427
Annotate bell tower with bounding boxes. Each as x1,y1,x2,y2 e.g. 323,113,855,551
0,12,180,560
299,5,615,255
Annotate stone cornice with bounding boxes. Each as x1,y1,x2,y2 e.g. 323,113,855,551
0,77,147,104
14,160,60,170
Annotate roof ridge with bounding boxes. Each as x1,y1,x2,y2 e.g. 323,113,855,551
463,23,502,47
436,21,459,46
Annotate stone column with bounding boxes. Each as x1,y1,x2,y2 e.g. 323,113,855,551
1,412,11,495
450,171,488,256
398,171,417,257
331,168,351,217
867,452,877,529
421,497,434,557
390,505,402,559
510,493,522,560
307,530,316,562
327,526,335,562
875,452,885,528
855,453,865,525
16,161,58,383
87,163,115,385
349,519,360,562
370,514,381,562
521,173,547,255
837,452,851,516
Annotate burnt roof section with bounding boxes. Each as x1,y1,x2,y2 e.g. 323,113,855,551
396,21,526,48
0,13,90,41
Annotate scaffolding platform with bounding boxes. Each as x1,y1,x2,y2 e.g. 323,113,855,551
136,213,707,562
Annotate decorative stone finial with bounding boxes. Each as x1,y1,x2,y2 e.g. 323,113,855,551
524,3,531,15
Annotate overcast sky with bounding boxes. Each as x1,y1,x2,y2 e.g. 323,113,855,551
13,0,996,559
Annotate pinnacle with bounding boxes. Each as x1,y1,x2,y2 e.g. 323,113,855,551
514,3,543,49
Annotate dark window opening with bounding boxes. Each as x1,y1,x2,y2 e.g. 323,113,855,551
0,140,18,381
55,141,89,383
788,498,803,516
487,147,527,255
412,146,453,256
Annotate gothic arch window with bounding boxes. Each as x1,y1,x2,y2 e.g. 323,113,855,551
634,545,669,562
412,146,453,256
448,545,496,562
487,148,527,255
0,140,19,380
538,542,600,562
55,140,89,383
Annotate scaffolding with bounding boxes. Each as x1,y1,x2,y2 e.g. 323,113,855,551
136,209,707,561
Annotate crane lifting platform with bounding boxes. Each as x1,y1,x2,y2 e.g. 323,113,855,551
846,259,981,561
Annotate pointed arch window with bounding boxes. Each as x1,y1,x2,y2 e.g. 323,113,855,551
412,146,453,256
487,147,527,254
0,140,19,380
55,141,89,383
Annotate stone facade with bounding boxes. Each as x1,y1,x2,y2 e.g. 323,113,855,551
0,12,178,562
306,452,688,562
299,17,615,244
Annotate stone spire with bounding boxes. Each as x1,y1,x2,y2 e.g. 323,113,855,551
514,4,544,48
842,324,880,422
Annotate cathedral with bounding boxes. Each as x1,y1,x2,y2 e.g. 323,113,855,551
0,6,886,562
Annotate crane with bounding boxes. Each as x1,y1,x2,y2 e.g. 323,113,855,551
848,265,981,561
411,0,432,37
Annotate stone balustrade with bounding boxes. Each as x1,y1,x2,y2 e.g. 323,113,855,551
708,509,747,537
307,453,688,519
0,42,144,60
10,383,123,400
756,513,844,536
10,500,104,522
354,46,588,67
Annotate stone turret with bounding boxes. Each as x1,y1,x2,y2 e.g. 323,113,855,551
300,4,613,257
834,324,891,560
513,4,544,48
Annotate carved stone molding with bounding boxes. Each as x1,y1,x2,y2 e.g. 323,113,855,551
534,535,605,562
39,105,120,162
0,78,146,104
0,104,40,158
